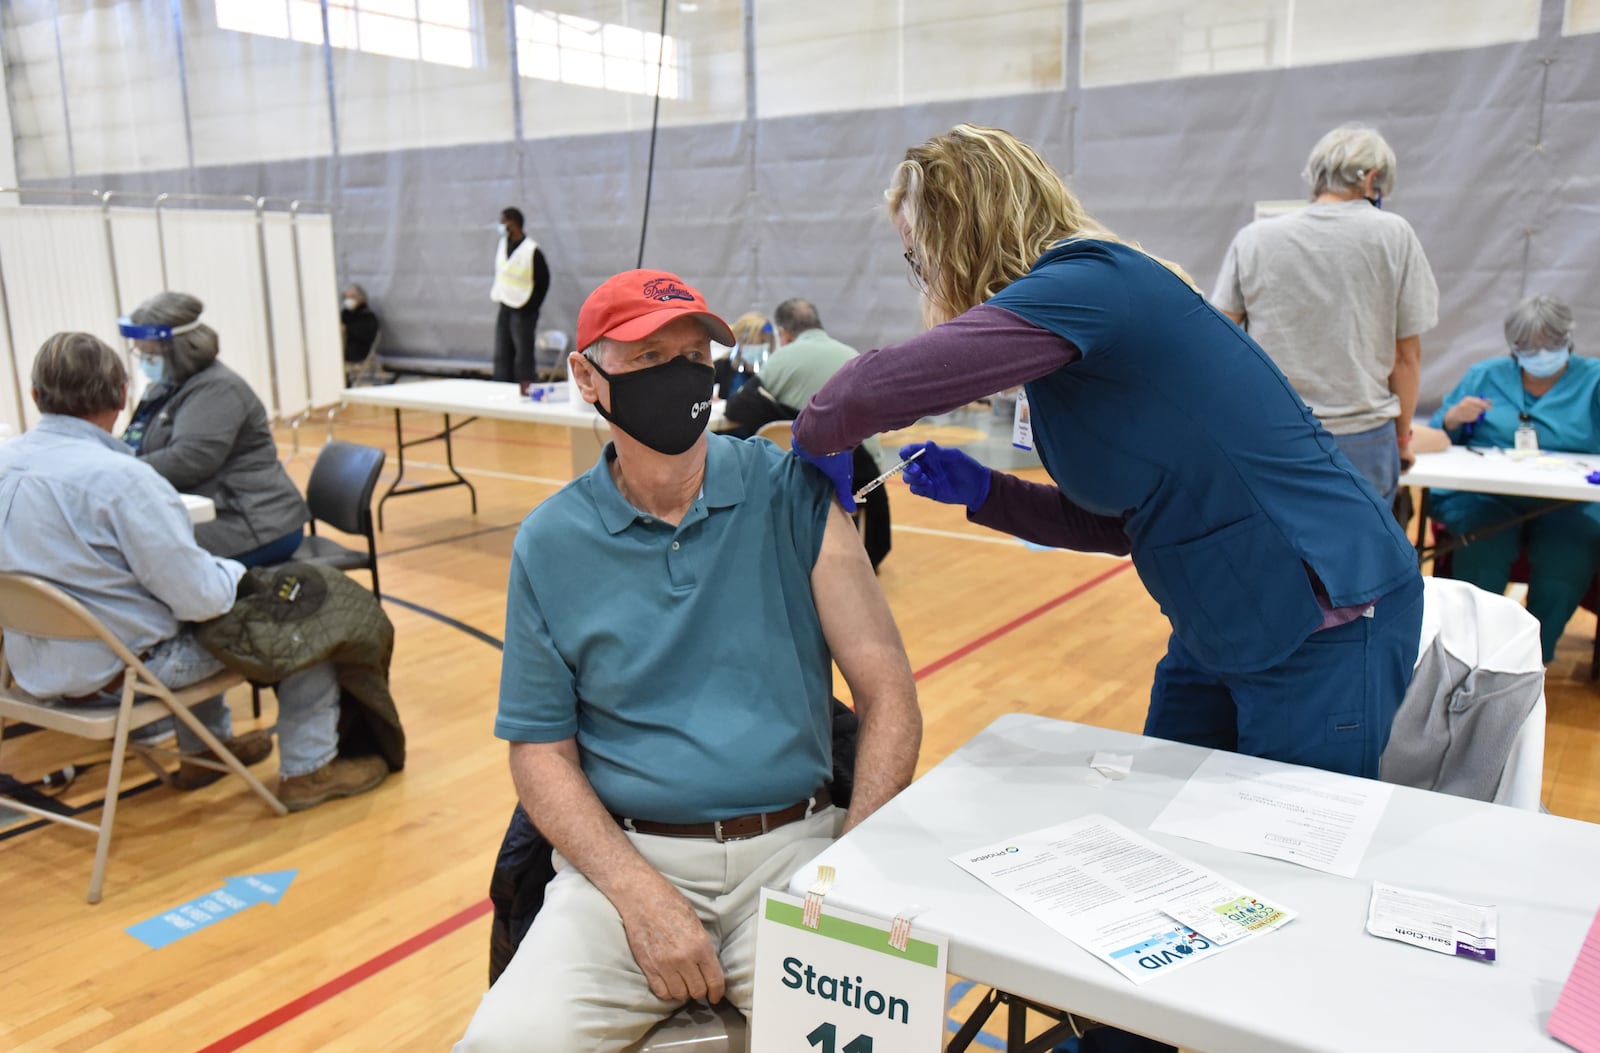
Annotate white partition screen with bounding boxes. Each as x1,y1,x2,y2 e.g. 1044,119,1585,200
295,212,345,409
0,280,22,436
107,207,166,316
261,213,309,415
159,209,279,418
0,206,124,430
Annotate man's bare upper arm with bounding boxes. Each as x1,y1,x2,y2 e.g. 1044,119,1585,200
809,503,913,707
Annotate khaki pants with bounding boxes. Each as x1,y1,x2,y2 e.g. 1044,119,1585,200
455,807,841,1053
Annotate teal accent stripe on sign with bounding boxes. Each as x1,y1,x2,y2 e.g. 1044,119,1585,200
764,899,939,967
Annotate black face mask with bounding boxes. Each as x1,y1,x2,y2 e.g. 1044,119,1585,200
590,354,716,455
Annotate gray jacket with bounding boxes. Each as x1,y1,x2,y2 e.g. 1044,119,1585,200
137,361,308,558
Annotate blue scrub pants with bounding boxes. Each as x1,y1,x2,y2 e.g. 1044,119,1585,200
1432,492,1600,663
1145,574,1424,779
1060,576,1423,1053
1330,422,1401,506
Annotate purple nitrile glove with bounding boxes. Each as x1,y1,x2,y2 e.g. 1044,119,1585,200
899,441,992,511
792,440,857,512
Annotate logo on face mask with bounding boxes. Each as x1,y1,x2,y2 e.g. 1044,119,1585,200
641,278,694,303
690,399,711,419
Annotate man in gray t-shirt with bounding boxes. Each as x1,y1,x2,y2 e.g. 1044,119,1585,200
1213,123,1438,503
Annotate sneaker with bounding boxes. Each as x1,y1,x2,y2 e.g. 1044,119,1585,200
276,755,389,813
171,730,275,790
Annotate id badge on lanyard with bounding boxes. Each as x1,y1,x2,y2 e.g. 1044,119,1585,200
1012,390,1034,451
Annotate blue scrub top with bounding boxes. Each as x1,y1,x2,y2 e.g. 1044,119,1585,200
988,239,1419,674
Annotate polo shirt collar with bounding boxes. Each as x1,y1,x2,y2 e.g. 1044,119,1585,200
589,435,746,535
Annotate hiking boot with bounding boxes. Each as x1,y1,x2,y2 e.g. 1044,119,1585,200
277,755,389,813
172,730,275,790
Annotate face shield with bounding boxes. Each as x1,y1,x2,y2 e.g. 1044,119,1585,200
117,315,204,342
118,315,203,386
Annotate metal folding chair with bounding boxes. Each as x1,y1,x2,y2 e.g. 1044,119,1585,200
0,572,286,903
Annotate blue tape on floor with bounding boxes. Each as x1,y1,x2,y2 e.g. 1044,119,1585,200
947,979,1007,1050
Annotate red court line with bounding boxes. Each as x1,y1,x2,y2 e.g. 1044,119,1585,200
913,561,1134,681
193,558,1131,1051
192,898,492,1053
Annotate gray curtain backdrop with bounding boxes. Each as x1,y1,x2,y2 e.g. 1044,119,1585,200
4,0,1597,412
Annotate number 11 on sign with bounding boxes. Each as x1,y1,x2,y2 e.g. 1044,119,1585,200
809,1021,874,1051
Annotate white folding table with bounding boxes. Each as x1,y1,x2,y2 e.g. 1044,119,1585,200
1399,446,1600,558
789,714,1600,1052
181,493,215,525
340,379,726,528
1400,446,1600,502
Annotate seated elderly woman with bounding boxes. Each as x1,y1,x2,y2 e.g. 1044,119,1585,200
341,283,381,365
121,291,309,567
1428,293,1600,662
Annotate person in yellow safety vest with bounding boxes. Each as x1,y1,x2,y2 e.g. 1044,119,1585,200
491,207,552,389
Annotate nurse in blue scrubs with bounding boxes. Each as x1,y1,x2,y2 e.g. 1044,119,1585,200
794,124,1425,784
1430,294,1600,662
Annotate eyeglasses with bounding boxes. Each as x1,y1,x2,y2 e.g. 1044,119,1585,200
903,249,926,292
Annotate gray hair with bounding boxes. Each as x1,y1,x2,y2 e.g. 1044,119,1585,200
31,332,126,417
129,291,218,385
344,282,367,303
1303,123,1398,200
774,298,822,336
1504,293,1575,351
582,340,609,368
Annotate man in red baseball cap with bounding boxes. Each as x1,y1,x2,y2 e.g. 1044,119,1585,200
458,268,922,1050
568,269,736,460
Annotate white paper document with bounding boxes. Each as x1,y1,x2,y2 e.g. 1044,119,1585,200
1149,750,1393,877
1367,881,1497,963
951,815,1296,985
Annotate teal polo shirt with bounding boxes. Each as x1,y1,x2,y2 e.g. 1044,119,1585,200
495,432,835,824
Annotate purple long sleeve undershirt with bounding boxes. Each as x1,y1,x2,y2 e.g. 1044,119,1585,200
792,304,1131,554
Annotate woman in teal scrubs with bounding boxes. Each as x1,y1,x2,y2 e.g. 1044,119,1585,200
1431,294,1600,662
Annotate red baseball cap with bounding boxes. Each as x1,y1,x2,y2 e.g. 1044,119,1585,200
577,269,735,351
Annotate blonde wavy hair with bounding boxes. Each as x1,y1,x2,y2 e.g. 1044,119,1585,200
729,311,770,347
888,124,1196,327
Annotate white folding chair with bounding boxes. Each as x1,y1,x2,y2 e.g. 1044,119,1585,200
0,572,286,903
1382,577,1547,811
629,1000,747,1053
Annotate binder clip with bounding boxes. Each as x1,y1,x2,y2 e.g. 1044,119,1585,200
803,865,836,930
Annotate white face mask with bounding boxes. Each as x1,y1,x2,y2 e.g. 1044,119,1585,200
497,223,508,239
342,297,358,311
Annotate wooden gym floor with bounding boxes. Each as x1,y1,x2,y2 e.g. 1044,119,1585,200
0,405,1596,1052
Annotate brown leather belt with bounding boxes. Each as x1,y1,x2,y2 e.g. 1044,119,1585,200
616,785,832,843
